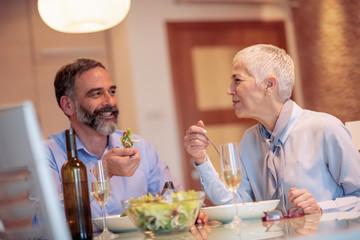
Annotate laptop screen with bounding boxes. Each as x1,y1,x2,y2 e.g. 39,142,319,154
0,101,71,240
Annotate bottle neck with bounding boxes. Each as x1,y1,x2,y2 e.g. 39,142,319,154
67,148,77,159
161,181,175,195
164,181,175,190
65,129,78,160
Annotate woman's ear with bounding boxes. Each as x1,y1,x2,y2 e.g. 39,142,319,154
265,77,277,95
60,96,75,117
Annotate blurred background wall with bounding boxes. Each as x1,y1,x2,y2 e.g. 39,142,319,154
292,0,360,123
0,0,358,189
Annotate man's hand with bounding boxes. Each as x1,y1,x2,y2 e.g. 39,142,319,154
103,148,141,178
196,209,210,225
287,188,322,214
190,223,212,240
184,120,209,165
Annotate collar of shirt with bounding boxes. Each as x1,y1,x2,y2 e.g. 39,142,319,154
259,99,303,147
75,132,123,159
51,129,122,160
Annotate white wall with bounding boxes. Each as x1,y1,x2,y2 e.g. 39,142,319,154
123,0,296,186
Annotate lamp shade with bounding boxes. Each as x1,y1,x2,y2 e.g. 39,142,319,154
37,0,131,33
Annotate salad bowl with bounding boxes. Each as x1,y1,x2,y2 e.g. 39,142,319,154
121,190,205,237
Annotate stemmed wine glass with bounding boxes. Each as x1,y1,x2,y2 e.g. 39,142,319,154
220,142,243,229
89,160,118,240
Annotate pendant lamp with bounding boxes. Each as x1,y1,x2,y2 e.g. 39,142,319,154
37,0,131,33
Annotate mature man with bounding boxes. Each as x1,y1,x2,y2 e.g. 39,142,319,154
45,58,182,231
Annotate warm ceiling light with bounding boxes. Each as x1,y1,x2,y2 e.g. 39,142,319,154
37,0,131,33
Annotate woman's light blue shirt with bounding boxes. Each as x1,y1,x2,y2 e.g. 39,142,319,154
196,101,360,212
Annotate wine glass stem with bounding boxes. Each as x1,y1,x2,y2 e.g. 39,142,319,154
101,204,109,233
233,191,240,221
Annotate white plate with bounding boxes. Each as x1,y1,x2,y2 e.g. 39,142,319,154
93,215,138,233
202,199,280,223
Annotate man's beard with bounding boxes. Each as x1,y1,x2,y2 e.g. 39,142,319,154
75,102,119,136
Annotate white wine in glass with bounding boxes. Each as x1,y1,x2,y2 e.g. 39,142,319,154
222,168,242,192
89,160,117,240
220,142,242,228
92,180,111,206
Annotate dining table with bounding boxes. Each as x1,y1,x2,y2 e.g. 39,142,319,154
102,209,360,240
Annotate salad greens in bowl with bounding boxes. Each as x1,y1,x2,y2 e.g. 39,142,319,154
121,190,205,236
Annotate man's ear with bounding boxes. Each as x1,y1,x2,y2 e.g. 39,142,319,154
60,96,75,117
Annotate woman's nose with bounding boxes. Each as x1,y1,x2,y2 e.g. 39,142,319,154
227,84,235,95
227,87,232,95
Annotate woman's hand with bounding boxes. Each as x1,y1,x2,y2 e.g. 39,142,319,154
293,213,321,237
287,188,322,214
184,120,210,165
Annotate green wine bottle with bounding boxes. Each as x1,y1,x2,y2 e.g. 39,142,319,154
61,129,93,240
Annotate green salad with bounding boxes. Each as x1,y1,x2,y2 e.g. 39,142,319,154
126,190,202,232
121,128,135,148
120,212,127,217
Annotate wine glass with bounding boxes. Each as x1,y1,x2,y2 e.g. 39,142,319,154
89,160,117,240
220,142,242,229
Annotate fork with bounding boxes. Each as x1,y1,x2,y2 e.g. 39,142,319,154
205,135,231,167
204,135,220,156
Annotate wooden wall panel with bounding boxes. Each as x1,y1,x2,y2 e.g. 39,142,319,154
292,0,360,123
0,1,35,107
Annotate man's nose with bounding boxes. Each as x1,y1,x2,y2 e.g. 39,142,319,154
103,92,115,105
